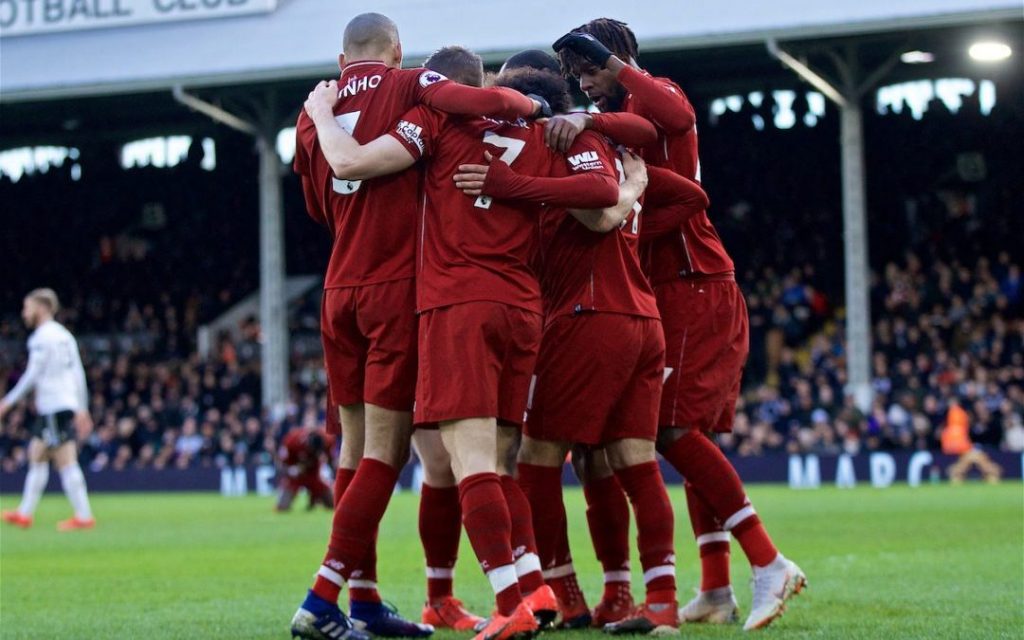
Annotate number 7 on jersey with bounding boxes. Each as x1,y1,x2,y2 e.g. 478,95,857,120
475,132,525,209
332,112,362,195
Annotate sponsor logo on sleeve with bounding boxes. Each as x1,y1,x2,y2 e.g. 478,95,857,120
567,150,604,172
419,70,448,88
395,120,425,154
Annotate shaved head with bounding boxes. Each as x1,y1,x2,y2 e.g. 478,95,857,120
343,13,399,58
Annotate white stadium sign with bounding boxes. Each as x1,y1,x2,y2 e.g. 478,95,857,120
0,0,278,37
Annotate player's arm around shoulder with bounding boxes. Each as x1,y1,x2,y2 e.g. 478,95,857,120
638,167,708,241
569,150,647,233
303,80,416,181
418,74,541,121
616,65,696,135
451,130,619,210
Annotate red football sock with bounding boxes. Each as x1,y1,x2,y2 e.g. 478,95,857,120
331,466,383,603
334,467,355,509
730,515,778,568
419,484,461,604
684,481,731,591
662,430,778,568
582,473,632,599
614,461,676,603
459,472,521,616
518,463,584,607
516,463,566,569
349,529,381,604
313,459,399,604
500,475,545,594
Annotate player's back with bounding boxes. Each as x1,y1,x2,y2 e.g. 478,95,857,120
27,320,82,414
417,115,557,314
279,428,307,465
537,143,659,324
624,74,735,283
295,63,435,288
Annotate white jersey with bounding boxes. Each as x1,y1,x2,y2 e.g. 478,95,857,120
2,320,88,416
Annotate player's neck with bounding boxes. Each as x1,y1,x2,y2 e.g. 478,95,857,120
340,59,390,75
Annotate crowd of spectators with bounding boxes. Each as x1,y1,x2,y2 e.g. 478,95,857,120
1,79,1021,471
700,83,1023,458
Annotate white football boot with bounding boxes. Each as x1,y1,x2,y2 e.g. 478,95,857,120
743,555,807,631
679,586,739,624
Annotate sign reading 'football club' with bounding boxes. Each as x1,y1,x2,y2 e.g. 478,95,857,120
0,0,278,37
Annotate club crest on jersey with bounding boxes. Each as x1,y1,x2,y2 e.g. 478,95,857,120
396,120,425,154
567,150,604,172
419,70,448,88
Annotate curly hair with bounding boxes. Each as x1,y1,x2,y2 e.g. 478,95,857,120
494,67,572,115
557,18,639,77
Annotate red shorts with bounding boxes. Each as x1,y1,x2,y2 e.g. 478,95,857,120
655,279,749,432
525,314,665,445
281,472,331,499
321,279,418,416
415,302,542,426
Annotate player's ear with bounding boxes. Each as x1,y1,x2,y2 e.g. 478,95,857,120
337,54,346,72
393,41,403,68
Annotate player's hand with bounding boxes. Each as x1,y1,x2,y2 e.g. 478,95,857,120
545,113,592,152
73,411,94,439
304,80,340,119
552,32,614,68
621,151,648,190
453,151,493,196
527,93,554,119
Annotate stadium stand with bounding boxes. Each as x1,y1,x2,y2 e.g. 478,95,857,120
1,77,1021,471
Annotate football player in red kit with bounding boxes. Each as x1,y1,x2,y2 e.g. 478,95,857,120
554,19,806,631
291,14,549,640
276,427,336,512
301,47,643,640
453,61,713,635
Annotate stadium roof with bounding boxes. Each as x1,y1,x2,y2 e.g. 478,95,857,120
1,0,1019,102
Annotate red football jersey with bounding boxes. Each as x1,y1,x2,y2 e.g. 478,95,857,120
294,62,537,289
618,66,736,284
388,109,616,314
537,140,660,324
279,427,336,472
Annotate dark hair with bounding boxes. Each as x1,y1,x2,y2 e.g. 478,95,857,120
308,432,325,452
501,49,561,76
494,67,572,115
424,45,484,88
557,18,639,77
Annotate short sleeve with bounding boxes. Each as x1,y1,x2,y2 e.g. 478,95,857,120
387,105,441,160
563,131,618,181
411,68,453,102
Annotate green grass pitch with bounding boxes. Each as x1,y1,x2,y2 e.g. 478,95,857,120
1,483,1022,639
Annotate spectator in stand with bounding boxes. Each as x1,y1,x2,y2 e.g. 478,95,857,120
943,397,1002,483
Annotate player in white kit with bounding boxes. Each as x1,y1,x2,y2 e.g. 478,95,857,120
1,289,96,531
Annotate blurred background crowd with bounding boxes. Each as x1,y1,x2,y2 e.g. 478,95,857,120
1,82,1021,471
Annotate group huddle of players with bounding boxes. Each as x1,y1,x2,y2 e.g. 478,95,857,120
286,12,806,640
